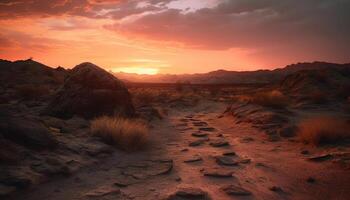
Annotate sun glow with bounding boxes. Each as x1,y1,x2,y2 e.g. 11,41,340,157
114,67,159,75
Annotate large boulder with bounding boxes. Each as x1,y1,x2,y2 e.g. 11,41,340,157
45,62,134,119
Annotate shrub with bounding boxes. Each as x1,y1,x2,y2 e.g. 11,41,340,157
298,116,350,146
249,90,289,109
90,116,149,151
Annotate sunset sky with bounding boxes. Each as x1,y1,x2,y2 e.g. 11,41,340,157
0,0,349,74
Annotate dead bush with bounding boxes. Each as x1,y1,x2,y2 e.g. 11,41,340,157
249,90,289,109
298,116,350,146
90,116,149,151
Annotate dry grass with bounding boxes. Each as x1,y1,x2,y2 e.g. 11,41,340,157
298,116,350,146
90,116,149,151
249,90,289,109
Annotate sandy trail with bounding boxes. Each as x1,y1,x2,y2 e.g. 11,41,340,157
10,101,350,200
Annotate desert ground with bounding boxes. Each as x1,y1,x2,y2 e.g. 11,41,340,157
1,60,350,200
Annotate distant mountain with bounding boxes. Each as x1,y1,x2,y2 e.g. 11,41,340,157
114,62,350,84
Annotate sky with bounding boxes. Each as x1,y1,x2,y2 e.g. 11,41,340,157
0,0,349,74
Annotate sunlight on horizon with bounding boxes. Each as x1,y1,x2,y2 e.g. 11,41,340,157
112,67,159,75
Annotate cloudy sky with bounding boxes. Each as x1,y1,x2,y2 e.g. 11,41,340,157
0,0,349,74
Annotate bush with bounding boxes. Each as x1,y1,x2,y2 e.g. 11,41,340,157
90,116,149,151
249,90,289,109
298,116,350,146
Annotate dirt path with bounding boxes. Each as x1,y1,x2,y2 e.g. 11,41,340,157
10,102,350,200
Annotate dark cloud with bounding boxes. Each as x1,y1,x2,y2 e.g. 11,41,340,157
103,0,350,62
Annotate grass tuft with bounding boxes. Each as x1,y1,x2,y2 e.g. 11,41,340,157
298,116,350,146
249,90,289,109
90,116,149,151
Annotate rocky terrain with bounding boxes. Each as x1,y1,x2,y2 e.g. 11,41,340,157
0,59,349,199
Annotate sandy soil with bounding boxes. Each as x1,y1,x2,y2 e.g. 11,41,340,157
9,101,350,200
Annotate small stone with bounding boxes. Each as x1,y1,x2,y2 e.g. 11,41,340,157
308,154,333,162
166,187,211,200
199,127,216,132
210,139,229,147
240,137,254,143
307,177,316,183
184,155,202,163
189,139,207,147
269,186,283,192
301,150,309,155
84,185,120,197
239,159,251,164
193,121,208,127
192,132,208,137
181,148,189,152
202,168,234,178
222,184,252,196
215,156,238,166
216,133,223,137
223,151,236,156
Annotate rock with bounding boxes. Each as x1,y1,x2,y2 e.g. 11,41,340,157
202,168,234,178
215,156,238,166
184,155,202,163
191,132,208,137
279,125,298,137
0,115,57,150
45,62,134,119
223,151,236,156
181,148,189,152
239,159,251,164
199,127,216,132
308,154,333,162
113,176,138,187
239,137,254,143
166,187,211,200
30,158,70,176
209,139,229,147
269,186,283,192
192,122,208,127
222,184,252,196
307,177,316,183
121,159,173,180
189,139,208,147
84,185,121,198
301,150,309,155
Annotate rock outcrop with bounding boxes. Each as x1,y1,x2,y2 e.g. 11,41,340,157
45,62,135,119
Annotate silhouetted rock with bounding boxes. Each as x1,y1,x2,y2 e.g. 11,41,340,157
45,62,135,119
